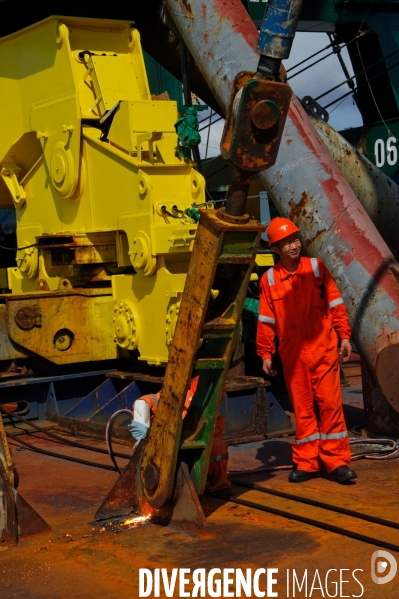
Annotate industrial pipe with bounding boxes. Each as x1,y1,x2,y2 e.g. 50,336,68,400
165,0,399,420
308,114,399,260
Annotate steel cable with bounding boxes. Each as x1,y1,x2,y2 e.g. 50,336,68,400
198,116,223,132
323,58,399,110
7,413,131,460
313,47,399,103
286,30,371,75
0,242,38,251
230,478,399,530
8,436,118,471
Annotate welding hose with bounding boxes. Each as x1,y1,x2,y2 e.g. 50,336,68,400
350,425,399,458
105,409,134,474
349,437,399,460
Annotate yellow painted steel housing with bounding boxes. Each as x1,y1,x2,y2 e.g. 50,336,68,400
0,16,205,365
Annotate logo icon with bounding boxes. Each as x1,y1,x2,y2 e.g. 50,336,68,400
371,550,397,585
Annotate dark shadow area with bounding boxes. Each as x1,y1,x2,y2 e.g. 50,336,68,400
203,438,293,517
254,439,293,467
342,403,365,432
0,231,17,269
228,439,293,471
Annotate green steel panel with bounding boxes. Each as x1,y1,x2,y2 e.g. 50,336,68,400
143,51,183,115
340,118,399,181
247,0,399,22
300,0,338,21
246,0,267,21
247,0,338,23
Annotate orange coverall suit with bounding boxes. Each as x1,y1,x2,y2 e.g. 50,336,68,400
256,257,351,473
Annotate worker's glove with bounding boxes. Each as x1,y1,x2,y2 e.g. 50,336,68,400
129,399,151,448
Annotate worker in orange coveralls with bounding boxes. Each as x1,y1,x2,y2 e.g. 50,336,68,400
256,217,356,484
131,379,231,495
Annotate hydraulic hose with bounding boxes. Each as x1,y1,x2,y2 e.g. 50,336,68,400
349,438,399,460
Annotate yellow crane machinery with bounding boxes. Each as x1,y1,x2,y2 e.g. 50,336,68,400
0,16,205,367
0,1,298,542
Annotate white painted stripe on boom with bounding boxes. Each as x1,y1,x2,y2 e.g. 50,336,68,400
311,257,320,277
329,298,344,309
267,268,275,286
258,315,276,324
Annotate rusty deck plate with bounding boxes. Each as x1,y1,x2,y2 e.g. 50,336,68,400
0,386,397,598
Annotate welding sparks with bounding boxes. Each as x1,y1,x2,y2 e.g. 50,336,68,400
121,515,151,527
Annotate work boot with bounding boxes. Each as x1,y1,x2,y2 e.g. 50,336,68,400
288,470,320,483
330,466,357,483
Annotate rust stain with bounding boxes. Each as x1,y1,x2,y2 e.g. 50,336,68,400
303,228,328,249
181,0,193,15
288,191,309,221
3,421,399,599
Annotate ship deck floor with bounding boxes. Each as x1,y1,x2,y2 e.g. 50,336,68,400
0,357,397,598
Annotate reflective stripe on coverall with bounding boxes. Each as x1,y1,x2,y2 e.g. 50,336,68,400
256,257,352,473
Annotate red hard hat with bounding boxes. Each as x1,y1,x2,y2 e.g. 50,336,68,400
267,217,299,245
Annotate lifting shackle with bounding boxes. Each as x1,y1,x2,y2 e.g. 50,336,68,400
220,0,303,221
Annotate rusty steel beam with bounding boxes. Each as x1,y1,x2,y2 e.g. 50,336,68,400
309,115,399,260
165,0,399,420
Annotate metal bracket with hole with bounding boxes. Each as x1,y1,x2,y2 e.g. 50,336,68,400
301,96,329,122
0,165,26,209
